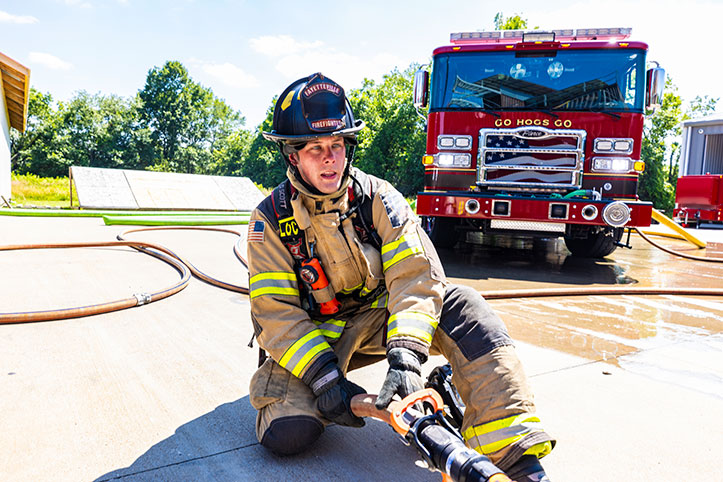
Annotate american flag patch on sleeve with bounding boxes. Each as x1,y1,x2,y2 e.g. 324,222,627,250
247,220,265,243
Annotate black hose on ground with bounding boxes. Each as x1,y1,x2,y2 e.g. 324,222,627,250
633,228,723,263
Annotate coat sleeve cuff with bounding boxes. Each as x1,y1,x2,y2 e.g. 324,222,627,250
386,338,428,364
300,351,339,386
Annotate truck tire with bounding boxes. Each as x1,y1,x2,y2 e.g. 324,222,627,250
421,216,459,249
564,227,623,258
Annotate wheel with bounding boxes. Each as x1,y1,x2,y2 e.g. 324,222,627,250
564,227,623,258
421,216,459,249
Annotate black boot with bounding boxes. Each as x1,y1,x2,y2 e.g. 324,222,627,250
506,455,551,482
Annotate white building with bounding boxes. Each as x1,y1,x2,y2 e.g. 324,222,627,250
0,52,30,203
679,115,723,176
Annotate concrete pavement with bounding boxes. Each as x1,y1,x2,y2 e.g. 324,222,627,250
1,214,721,481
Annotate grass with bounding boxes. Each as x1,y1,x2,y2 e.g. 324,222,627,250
6,173,411,210
9,173,77,208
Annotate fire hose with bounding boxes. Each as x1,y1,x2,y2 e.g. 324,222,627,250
0,226,249,324
116,226,249,294
2,224,722,323
0,240,191,324
632,228,723,263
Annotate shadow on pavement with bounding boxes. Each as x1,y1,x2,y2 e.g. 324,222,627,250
95,396,436,481
438,236,637,286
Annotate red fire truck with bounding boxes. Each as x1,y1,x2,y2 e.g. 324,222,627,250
674,175,723,227
413,28,665,257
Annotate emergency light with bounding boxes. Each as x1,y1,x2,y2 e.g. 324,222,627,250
450,28,632,44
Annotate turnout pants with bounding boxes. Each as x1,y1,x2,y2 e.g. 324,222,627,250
249,284,554,469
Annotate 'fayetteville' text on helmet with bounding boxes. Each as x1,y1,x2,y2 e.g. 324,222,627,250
262,72,365,147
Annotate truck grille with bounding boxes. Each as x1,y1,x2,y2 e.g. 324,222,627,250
478,126,586,190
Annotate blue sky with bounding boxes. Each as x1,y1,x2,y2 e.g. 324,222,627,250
1,0,721,129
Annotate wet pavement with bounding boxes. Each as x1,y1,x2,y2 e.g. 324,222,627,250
438,230,723,401
0,214,721,481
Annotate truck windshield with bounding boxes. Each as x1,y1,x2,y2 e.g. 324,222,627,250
431,49,646,112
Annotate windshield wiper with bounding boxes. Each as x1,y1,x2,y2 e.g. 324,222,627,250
590,110,622,120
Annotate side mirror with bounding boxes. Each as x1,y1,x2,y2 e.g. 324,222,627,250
646,65,666,110
413,69,429,108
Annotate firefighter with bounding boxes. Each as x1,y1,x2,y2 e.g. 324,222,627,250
247,72,554,481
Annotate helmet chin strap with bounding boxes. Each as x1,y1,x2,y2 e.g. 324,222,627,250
282,147,324,196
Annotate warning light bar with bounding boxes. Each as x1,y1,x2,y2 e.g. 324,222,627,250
450,28,632,44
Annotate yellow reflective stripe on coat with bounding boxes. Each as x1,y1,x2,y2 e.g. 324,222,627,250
278,330,332,377
312,318,347,339
463,413,549,456
249,272,299,299
387,311,438,345
339,282,363,295
381,234,423,272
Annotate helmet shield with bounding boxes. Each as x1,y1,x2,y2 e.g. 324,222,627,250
301,75,346,131
263,73,364,144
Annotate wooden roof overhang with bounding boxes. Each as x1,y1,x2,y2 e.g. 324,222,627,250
0,52,31,133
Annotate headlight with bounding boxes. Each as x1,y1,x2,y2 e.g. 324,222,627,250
592,157,632,172
594,138,633,154
595,139,613,151
436,153,472,167
614,139,632,152
437,135,473,150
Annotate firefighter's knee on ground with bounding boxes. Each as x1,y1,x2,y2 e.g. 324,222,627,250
260,415,324,455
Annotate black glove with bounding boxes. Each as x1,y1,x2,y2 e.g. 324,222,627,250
310,363,366,427
375,347,425,409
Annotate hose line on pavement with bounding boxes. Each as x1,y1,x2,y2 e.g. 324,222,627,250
117,226,249,294
479,228,723,299
1,220,720,325
0,240,191,324
481,285,723,300
632,228,723,263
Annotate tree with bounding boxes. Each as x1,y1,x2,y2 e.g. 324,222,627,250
241,99,288,188
138,61,248,174
638,80,719,213
494,13,528,30
11,63,251,179
139,61,202,169
687,95,718,118
209,129,254,177
11,89,156,177
348,65,427,197
9,88,59,175
139,61,211,172
639,78,683,212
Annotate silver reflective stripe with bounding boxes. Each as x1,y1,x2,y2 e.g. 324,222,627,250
249,272,299,299
314,318,347,339
278,330,331,377
387,311,438,344
468,422,544,450
381,234,423,272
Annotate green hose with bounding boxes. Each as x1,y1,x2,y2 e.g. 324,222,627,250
0,208,250,218
102,215,250,226
563,189,591,199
